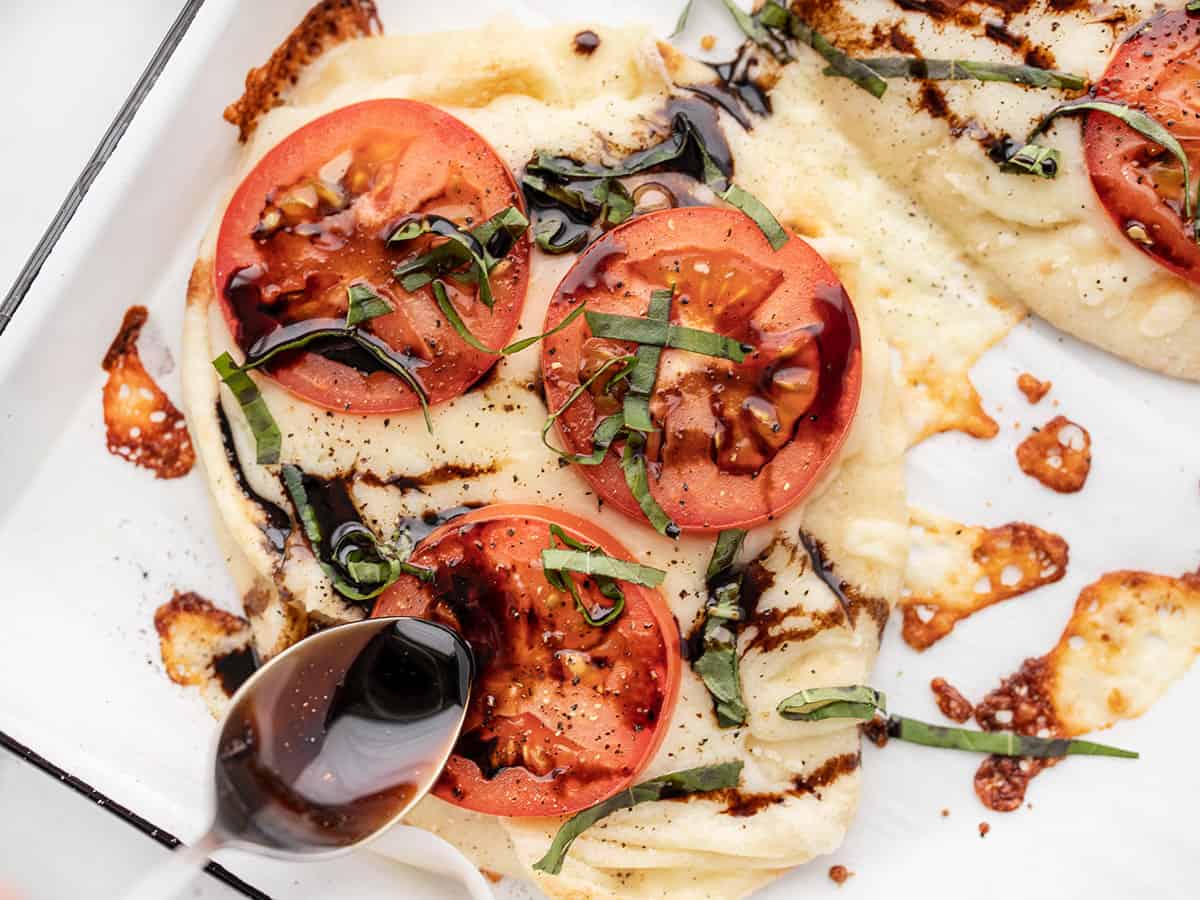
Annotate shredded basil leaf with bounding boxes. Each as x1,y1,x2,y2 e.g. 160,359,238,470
774,684,1138,759
622,395,654,435
532,762,744,875
239,319,432,432
999,142,1062,179
724,0,791,62
540,356,637,464
390,208,528,308
621,430,680,539
344,283,392,328
432,282,505,350
281,466,322,554
585,310,750,362
472,205,529,254
720,184,789,250
826,57,1087,91
543,411,628,467
541,523,665,627
212,352,282,465
333,521,434,587
391,215,490,305
431,279,587,356
623,289,673,433
533,216,589,255
525,110,731,232
790,18,888,98
1014,99,1194,220
756,0,789,29
341,330,432,430
523,175,635,227
778,685,886,723
888,716,1139,759
538,291,706,538
528,113,728,183
524,172,595,215
526,108,787,249
599,179,635,226
709,529,747,580
542,524,653,626
693,586,748,728
281,465,432,602
693,529,751,728
547,523,593,554
502,303,591,355
541,548,666,589
747,1,886,97
670,0,694,38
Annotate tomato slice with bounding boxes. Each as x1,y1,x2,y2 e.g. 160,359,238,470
371,505,680,817
214,99,530,414
540,206,861,533
1084,10,1200,285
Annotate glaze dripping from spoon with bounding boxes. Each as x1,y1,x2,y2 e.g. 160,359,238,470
124,617,473,898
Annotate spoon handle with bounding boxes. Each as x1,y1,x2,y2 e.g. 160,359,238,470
119,829,222,900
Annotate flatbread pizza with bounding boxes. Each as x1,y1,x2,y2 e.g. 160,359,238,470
181,13,908,898
141,1,1200,896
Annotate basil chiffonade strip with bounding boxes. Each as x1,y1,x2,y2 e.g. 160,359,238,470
431,280,588,356
212,352,282,465
541,287,758,538
1003,100,1195,226
541,524,667,626
390,206,528,307
533,761,744,875
693,528,750,728
776,685,1138,759
526,112,789,251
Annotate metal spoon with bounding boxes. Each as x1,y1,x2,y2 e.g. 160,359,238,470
125,617,473,897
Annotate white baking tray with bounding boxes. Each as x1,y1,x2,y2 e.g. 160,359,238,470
1,0,1197,897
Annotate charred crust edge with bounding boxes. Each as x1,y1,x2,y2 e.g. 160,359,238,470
223,0,382,142
102,305,148,370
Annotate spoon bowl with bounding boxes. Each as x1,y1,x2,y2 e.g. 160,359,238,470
210,616,473,859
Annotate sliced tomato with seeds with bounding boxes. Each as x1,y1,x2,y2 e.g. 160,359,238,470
371,505,680,818
1084,9,1200,285
214,99,529,414
541,206,862,533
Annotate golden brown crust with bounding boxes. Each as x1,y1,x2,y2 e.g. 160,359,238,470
970,569,1200,811
102,304,148,370
828,865,853,886
974,755,1046,813
1016,372,1051,405
155,591,254,718
102,305,196,479
973,656,1059,812
975,655,1058,737
930,676,973,723
1016,416,1091,494
223,0,382,142
900,518,1068,651
1047,569,1200,733
906,356,999,442
186,258,212,308
154,592,250,685
155,591,248,648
